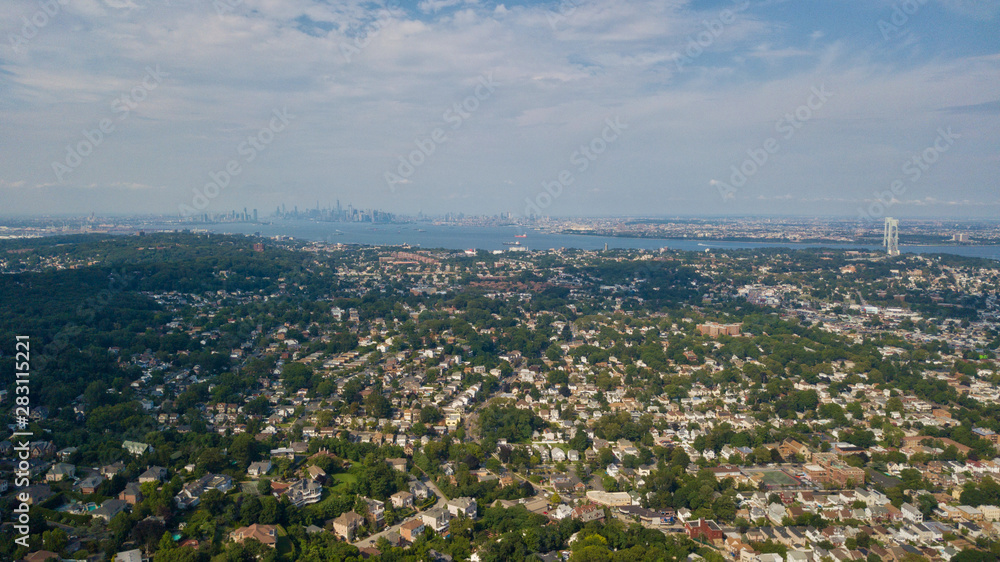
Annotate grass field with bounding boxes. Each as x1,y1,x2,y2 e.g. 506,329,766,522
330,472,357,491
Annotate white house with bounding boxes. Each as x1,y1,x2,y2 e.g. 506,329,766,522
248,461,273,477
901,502,923,523
447,497,477,519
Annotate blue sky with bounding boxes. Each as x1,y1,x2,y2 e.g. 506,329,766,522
1,0,998,218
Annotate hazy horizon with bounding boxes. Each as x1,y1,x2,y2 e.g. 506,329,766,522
3,211,1000,225
2,0,998,218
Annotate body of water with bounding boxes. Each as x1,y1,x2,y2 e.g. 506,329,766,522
158,219,1000,261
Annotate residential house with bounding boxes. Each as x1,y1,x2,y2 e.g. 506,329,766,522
958,506,984,521
285,479,323,507
119,482,144,505
270,447,296,460
138,466,168,483
401,519,425,542
306,465,327,482
20,484,53,505
901,503,923,524
767,503,787,525
230,524,278,548
77,474,105,495
573,503,605,522
333,511,364,541
114,549,143,562
979,505,1000,521
122,440,152,456
957,521,983,538
386,458,408,472
46,463,76,482
92,499,129,523
552,504,575,520
175,474,233,509
100,461,125,478
248,461,273,478
409,480,431,500
363,497,386,530
391,491,415,509
552,474,586,495
447,497,477,519
868,505,890,522
420,507,451,536
29,441,56,459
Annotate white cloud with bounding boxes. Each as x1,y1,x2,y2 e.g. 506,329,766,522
0,0,997,217
418,0,476,14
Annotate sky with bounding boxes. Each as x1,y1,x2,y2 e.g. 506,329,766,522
1,0,998,220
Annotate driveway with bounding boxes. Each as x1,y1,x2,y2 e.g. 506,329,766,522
352,475,448,549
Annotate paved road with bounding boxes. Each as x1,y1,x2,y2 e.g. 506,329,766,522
352,501,440,549
510,469,554,496
421,472,449,502
352,475,448,549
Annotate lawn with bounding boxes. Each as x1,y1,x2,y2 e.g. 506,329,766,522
275,525,294,558
330,472,358,492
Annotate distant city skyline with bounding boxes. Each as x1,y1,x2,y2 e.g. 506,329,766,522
1,0,998,218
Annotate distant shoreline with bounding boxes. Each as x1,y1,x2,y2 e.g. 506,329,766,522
558,229,990,248
2,220,998,261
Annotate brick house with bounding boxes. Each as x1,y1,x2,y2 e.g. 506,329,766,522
686,518,724,543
